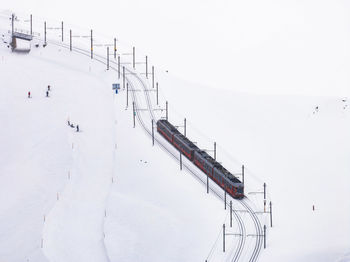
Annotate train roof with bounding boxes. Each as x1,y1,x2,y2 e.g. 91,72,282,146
195,150,217,165
215,163,241,183
157,119,180,134
174,133,200,150
158,119,242,185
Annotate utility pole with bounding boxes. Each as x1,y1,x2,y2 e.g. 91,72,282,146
152,120,154,146
207,173,209,194
126,83,129,107
184,118,187,137
180,152,182,170
90,29,93,59
123,66,125,89
44,21,47,45
223,224,226,252
11,13,14,36
69,29,72,51
166,101,168,121
114,38,116,59
118,56,120,79
270,201,273,227
214,142,217,160
224,189,226,210
156,82,159,105
132,102,135,128
61,21,63,42
230,201,232,227
30,14,32,36
264,182,267,212
107,47,109,70
145,56,148,78
152,66,154,88
133,46,135,69
263,225,267,249
242,165,245,185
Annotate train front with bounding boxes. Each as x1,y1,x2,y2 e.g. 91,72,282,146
234,183,245,199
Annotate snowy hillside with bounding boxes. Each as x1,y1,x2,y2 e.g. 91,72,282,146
1,8,350,262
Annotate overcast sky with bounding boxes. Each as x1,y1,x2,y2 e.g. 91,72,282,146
2,0,350,96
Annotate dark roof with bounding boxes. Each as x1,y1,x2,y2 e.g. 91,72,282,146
13,32,33,41
158,119,180,134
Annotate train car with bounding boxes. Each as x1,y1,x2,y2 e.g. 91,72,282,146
213,164,244,198
173,134,199,160
193,150,215,177
194,150,244,199
157,119,180,143
156,119,244,199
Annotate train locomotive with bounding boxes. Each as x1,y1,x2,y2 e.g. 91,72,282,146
157,119,244,199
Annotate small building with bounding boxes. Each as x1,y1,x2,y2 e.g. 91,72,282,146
11,32,33,53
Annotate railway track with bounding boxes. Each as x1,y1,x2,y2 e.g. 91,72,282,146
42,37,263,262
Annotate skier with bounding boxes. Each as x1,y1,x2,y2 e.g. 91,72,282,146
68,120,70,126
28,91,31,98
46,91,49,97
48,85,50,91
76,125,79,132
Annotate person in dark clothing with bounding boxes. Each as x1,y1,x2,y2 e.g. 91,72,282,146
28,91,31,98
48,85,50,91
46,91,49,97
68,120,70,126
76,125,79,132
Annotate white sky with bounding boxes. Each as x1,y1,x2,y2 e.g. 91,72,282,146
2,0,350,96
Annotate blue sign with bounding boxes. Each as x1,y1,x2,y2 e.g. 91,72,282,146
112,83,120,90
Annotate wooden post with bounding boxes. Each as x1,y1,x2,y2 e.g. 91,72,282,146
132,102,135,128
11,14,14,36
184,118,187,137
224,189,226,210
156,82,159,105
123,66,125,89
214,142,216,160
145,56,148,78
126,83,129,107
107,47,109,70
114,38,116,59
242,165,245,185
264,225,267,249
30,14,32,36
166,101,168,121
230,200,232,227
70,29,72,51
207,173,209,194
90,29,93,59
152,66,155,88
270,201,273,227
44,21,47,44
180,152,182,170
152,120,154,146
118,56,121,79
223,224,225,252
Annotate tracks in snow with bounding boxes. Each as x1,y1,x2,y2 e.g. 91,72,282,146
45,38,263,262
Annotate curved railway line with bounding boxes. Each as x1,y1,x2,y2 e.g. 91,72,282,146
41,37,262,262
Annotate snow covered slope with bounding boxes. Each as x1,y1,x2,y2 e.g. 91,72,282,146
156,71,350,261
0,29,236,262
1,9,350,262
